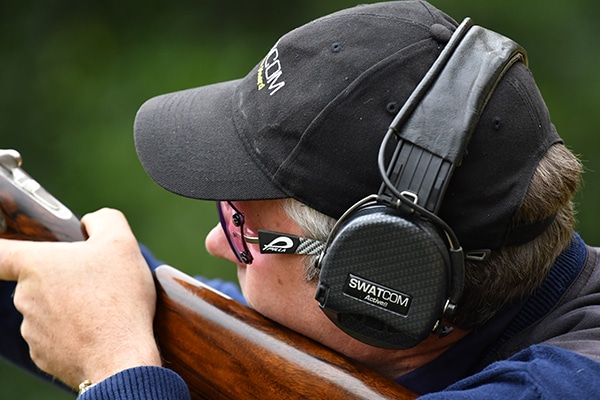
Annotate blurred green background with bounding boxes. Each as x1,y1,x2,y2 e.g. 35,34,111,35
1,0,599,398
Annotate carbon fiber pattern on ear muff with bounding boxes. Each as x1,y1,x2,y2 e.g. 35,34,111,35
316,206,451,349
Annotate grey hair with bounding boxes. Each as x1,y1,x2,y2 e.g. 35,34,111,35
281,198,336,281
453,143,582,328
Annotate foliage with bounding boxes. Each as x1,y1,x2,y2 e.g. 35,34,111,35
1,0,599,397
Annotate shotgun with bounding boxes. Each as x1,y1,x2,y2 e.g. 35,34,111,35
0,149,417,399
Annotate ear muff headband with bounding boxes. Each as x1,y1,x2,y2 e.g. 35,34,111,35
315,18,527,349
378,18,527,215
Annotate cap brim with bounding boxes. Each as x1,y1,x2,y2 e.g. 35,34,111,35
134,80,287,201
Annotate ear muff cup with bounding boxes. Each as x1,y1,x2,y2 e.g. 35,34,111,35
316,205,451,349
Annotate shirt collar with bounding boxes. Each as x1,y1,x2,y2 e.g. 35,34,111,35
395,233,587,395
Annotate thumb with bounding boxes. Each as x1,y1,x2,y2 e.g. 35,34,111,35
80,208,135,242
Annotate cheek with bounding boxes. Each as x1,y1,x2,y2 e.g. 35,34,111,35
243,253,298,295
241,254,315,318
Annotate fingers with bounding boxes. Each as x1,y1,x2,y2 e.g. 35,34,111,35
0,207,161,387
0,238,42,281
0,207,132,282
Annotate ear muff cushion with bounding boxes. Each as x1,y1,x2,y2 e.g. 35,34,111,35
316,206,451,348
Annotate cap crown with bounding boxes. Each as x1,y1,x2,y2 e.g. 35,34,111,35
233,1,456,217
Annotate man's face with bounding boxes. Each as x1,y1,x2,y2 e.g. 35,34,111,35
205,199,333,340
205,199,467,376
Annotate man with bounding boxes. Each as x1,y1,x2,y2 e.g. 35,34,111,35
1,1,599,398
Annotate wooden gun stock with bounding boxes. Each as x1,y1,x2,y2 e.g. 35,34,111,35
154,265,416,399
0,150,417,400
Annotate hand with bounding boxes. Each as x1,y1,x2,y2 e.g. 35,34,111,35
0,208,162,389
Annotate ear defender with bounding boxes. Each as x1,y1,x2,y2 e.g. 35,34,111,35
315,18,527,349
315,201,455,348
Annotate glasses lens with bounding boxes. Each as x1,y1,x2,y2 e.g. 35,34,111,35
217,201,253,264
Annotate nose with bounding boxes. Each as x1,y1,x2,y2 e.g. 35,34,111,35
205,223,238,263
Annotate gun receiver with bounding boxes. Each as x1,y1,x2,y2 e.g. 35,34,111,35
0,149,85,242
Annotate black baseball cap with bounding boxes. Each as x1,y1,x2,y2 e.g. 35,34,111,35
134,1,561,250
